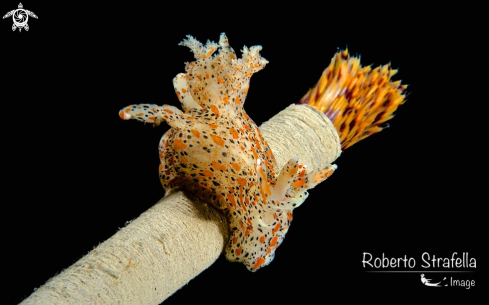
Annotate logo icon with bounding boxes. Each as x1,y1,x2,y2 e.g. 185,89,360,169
420,274,447,287
3,3,37,32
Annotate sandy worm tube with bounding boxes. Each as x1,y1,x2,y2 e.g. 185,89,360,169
20,104,340,304
260,104,341,172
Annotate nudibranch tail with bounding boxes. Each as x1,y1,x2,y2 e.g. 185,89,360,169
298,49,408,150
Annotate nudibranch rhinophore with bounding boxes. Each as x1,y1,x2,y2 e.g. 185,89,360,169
119,33,407,271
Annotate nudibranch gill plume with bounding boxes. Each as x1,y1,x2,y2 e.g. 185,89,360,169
119,33,407,271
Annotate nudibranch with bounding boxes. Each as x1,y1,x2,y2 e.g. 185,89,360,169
119,33,407,271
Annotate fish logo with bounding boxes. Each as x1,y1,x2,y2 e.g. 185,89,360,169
420,274,448,287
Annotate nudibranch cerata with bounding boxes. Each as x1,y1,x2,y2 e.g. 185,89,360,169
119,33,407,271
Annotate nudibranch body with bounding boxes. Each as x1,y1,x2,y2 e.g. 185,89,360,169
119,33,336,271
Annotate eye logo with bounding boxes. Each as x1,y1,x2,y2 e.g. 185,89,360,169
3,3,38,32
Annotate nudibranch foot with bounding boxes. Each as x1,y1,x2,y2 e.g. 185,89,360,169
226,205,290,272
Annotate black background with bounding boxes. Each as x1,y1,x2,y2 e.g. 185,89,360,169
2,2,484,304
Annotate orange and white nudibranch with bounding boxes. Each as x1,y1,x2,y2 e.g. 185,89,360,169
119,33,407,271
119,33,336,271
